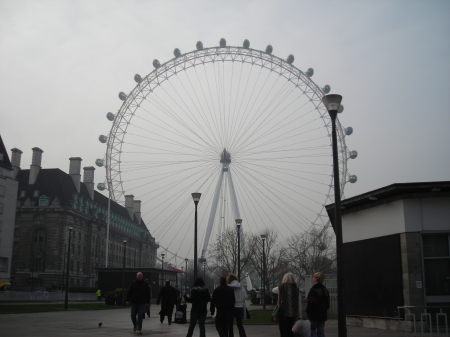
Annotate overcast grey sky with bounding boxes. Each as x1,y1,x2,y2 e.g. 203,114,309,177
1,1,449,251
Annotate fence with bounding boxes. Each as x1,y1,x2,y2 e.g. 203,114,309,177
0,290,96,302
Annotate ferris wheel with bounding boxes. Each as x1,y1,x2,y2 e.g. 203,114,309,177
97,38,357,264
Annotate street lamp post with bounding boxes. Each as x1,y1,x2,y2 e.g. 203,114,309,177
64,226,73,310
184,258,188,294
260,234,267,310
161,253,165,286
122,240,127,305
191,192,201,280
235,219,242,280
322,93,346,337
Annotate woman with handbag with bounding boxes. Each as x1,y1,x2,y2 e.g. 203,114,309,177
276,272,299,337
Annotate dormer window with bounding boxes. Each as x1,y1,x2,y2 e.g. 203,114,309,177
38,195,49,207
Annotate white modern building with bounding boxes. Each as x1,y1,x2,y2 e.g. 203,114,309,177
326,181,450,319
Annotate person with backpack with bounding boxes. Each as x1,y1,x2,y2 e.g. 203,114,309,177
211,276,235,337
185,277,211,337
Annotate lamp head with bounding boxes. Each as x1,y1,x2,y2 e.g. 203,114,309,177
322,94,343,113
191,192,201,203
235,218,242,228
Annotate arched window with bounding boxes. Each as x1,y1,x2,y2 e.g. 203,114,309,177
38,195,49,207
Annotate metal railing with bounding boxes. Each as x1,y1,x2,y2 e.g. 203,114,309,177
398,306,449,336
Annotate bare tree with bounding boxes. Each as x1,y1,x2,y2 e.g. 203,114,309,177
286,225,336,287
208,228,258,279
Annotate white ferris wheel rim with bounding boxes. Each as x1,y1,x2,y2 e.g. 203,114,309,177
104,41,350,262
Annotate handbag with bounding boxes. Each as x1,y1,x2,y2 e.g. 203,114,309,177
292,319,311,337
271,304,280,322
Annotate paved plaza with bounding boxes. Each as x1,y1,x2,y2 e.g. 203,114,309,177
0,306,425,337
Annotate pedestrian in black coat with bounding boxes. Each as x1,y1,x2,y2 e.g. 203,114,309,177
185,277,211,337
126,272,150,335
306,272,330,337
211,277,235,337
157,280,178,324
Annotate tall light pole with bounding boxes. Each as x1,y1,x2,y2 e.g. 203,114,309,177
191,192,201,280
122,240,127,305
185,258,188,294
96,182,110,268
235,219,242,281
64,226,73,310
161,253,165,286
322,93,346,337
260,234,267,310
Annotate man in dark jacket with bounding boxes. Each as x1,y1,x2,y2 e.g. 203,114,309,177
306,272,330,337
126,272,150,335
185,277,211,337
157,280,178,324
210,277,235,337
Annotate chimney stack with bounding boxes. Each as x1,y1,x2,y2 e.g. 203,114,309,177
29,147,43,185
69,157,82,193
83,166,95,199
125,194,135,219
10,148,22,178
133,200,141,223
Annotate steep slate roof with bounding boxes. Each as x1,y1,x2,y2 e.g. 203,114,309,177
16,168,150,231
326,181,450,229
0,135,13,170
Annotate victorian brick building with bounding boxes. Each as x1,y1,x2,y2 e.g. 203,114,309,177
10,147,158,290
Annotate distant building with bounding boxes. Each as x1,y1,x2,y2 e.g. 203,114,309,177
327,181,450,318
0,136,19,284
10,147,158,290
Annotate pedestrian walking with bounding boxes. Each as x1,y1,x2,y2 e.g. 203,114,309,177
96,288,102,301
126,272,151,335
227,273,247,337
211,276,235,337
276,272,299,337
184,277,211,337
157,280,178,324
306,272,330,337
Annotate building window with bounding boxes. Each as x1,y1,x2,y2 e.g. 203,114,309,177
423,234,450,297
0,202,3,215
0,185,5,197
38,195,49,207
32,229,47,272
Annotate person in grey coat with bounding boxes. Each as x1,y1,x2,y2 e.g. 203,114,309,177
277,272,299,337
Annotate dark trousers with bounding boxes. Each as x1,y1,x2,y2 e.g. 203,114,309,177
278,316,296,337
130,303,146,331
310,320,325,337
229,307,247,337
215,311,233,337
160,306,174,324
186,311,206,337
